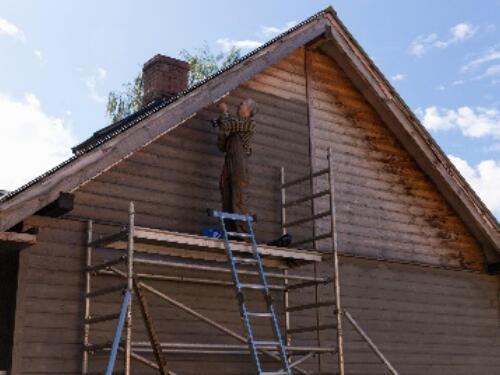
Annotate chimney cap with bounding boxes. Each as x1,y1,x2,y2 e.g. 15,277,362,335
143,54,190,71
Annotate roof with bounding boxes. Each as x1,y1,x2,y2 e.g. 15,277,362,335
0,8,331,205
0,7,498,262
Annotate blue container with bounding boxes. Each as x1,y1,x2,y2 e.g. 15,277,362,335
201,228,222,239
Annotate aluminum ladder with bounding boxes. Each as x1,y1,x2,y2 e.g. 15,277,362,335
210,210,291,375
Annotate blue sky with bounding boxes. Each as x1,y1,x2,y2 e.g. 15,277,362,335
0,0,499,217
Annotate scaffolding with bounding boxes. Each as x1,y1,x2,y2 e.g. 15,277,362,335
81,147,398,375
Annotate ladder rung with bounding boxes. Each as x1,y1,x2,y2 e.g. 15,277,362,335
253,340,280,347
287,277,332,290
86,256,127,273
85,313,120,324
286,300,336,312
84,341,113,352
246,312,272,318
262,372,289,375
240,283,266,290
85,284,127,298
292,232,333,247
208,210,254,222
283,210,332,228
283,189,330,208
287,323,337,335
281,168,329,188
226,231,253,238
233,257,258,264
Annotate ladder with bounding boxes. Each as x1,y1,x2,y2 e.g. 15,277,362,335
210,210,291,375
280,147,399,375
280,146,344,374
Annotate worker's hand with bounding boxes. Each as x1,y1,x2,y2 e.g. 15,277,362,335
216,100,229,113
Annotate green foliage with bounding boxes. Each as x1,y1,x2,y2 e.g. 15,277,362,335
180,43,241,87
106,44,241,122
106,73,143,123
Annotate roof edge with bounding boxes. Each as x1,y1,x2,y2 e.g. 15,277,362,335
320,11,499,253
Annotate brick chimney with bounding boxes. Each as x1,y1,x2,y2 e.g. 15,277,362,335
142,54,190,105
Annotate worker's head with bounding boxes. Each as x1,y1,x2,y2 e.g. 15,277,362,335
238,98,257,118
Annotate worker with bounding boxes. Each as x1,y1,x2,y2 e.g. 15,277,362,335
213,97,257,233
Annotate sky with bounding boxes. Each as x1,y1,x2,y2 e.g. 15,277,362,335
0,0,499,217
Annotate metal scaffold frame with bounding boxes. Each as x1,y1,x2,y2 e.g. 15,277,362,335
280,146,399,375
81,146,397,375
81,212,337,374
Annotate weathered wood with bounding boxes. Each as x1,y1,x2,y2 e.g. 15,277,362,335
13,228,500,375
0,231,36,251
0,231,36,245
318,14,499,254
99,226,322,263
133,278,169,375
35,192,74,218
306,49,486,270
6,10,500,375
0,17,329,233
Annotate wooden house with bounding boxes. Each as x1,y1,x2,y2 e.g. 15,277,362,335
0,7,499,375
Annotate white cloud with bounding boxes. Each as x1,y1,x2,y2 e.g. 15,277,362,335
409,22,477,57
409,33,438,57
448,155,500,216
83,67,107,103
0,17,24,40
475,64,500,80
33,49,43,60
450,22,476,41
216,38,262,52
391,73,406,82
462,45,500,72
0,93,76,191
260,21,297,37
216,20,297,54
416,106,500,139
435,84,446,91
457,45,500,84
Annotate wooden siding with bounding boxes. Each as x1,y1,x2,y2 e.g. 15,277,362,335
294,257,500,374
71,49,311,245
305,50,485,271
8,46,496,374
10,215,500,374
69,47,485,271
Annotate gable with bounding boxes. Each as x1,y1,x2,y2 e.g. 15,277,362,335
0,8,497,266
54,47,484,272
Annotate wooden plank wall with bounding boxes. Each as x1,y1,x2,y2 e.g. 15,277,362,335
288,257,500,375
9,46,497,374
71,49,312,245
10,216,500,374
305,49,485,271
12,215,287,375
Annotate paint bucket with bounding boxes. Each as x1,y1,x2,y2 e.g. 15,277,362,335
201,228,222,238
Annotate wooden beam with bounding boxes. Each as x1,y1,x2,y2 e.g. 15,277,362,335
98,226,323,264
0,19,329,232
35,192,74,217
487,262,500,275
0,231,36,251
133,278,169,375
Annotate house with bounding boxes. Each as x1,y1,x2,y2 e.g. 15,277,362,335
0,6,499,375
